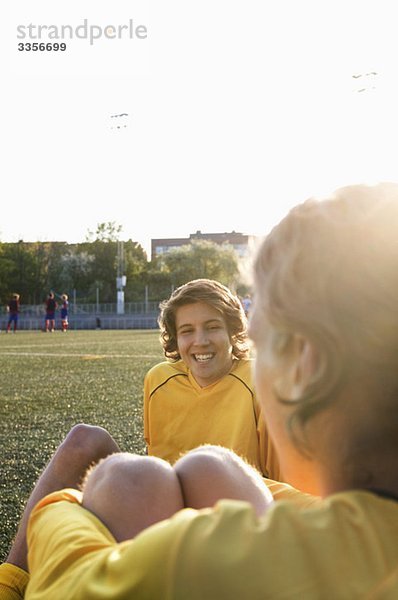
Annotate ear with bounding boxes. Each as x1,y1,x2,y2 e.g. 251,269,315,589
290,335,319,399
275,335,318,400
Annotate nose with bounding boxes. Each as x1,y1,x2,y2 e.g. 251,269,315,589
193,328,209,346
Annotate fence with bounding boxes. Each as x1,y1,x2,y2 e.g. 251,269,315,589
0,302,160,331
0,301,160,316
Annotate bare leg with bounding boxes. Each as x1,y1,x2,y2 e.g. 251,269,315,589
7,424,120,571
174,445,274,517
82,453,184,542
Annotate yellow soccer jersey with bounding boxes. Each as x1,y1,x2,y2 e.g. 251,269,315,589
0,479,316,600
144,358,281,478
25,488,398,599
0,564,29,600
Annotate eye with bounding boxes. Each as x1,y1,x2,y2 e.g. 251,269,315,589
179,328,193,335
207,323,224,331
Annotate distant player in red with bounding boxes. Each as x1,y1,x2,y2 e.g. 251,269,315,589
6,293,20,333
45,292,58,332
60,294,69,332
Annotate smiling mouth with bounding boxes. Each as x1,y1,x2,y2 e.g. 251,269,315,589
194,353,214,362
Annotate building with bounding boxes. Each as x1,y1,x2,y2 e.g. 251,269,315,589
151,231,255,261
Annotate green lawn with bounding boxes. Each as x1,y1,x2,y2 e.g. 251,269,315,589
0,329,164,562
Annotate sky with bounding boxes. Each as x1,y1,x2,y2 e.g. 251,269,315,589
2,0,398,257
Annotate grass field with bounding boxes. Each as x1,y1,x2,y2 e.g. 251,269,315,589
0,329,164,562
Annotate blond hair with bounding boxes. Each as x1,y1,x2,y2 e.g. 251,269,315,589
253,182,398,447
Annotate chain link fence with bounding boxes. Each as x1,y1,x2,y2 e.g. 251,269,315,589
0,302,161,331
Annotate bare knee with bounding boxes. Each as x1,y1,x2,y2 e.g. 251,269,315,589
175,444,260,486
62,423,99,449
82,453,184,542
51,424,120,487
175,445,273,516
61,424,120,458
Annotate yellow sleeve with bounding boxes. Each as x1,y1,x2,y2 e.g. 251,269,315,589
235,360,282,481
143,372,151,446
26,487,197,598
256,410,283,481
263,477,322,508
24,489,398,599
0,563,29,600
27,489,118,599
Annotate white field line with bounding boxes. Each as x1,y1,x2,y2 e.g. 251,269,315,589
0,352,161,359
0,338,156,351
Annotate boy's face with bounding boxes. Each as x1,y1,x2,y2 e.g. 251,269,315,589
175,301,233,388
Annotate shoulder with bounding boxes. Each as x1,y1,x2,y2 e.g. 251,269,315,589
146,360,188,378
145,360,188,392
228,359,255,393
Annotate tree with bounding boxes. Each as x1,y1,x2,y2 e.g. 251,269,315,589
123,240,148,302
160,240,240,290
85,222,123,243
1,242,54,305
56,249,95,297
0,233,150,306
81,225,149,303
144,267,174,303
0,244,15,302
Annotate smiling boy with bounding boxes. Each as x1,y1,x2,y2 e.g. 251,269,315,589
143,279,281,479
